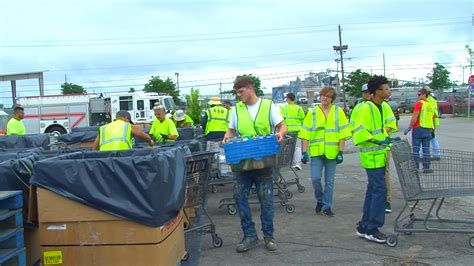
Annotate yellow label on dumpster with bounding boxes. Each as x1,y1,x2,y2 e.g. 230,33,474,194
44,250,63,265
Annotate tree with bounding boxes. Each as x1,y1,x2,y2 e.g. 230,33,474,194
128,87,135,92
465,44,473,77
61,82,86,94
143,76,180,104
426,63,451,91
344,69,371,98
223,74,264,98
185,88,203,124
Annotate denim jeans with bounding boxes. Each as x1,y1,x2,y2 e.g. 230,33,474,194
310,156,337,211
431,136,441,157
233,168,274,238
361,167,387,230
412,127,432,170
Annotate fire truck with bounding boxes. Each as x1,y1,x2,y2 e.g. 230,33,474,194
17,92,175,134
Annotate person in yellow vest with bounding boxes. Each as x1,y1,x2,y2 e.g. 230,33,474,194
349,83,371,131
6,106,26,135
280,92,305,170
425,87,441,160
149,105,179,143
223,99,232,111
404,88,435,173
173,110,194,128
92,110,154,151
223,76,287,253
202,97,229,141
353,75,398,244
299,87,351,217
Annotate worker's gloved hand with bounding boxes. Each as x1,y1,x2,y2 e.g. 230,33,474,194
336,151,343,164
301,152,309,164
160,134,169,140
403,128,411,135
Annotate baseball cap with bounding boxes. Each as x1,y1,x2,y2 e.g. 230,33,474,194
116,110,134,124
174,110,186,121
361,83,369,92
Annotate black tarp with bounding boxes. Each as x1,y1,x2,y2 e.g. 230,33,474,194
58,131,98,144
0,134,50,149
71,126,99,133
30,146,189,227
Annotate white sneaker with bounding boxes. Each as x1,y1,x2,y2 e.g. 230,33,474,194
293,165,302,170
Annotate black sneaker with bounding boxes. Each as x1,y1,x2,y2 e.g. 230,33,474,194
364,228,387,243
385,202,392,214
356,222,366,238
315,202,322,214
236,236,260,253
264,237,277,251
321,208,335,217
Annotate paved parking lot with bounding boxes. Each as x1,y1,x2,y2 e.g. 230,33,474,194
198,116,474,265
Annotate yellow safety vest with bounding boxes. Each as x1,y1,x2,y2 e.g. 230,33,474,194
349,101,366,131
352,101,398,169
6,118,26,136
175,115,194,128
205,106,229,135
235,99,272,136
99,120,132,151
280,103,304,132
298,105,352,159
419,100,435,129
427,96,439,127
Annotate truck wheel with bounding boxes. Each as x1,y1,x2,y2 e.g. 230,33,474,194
45,126,67,135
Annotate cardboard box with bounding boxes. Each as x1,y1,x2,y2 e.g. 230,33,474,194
37,188,184,246
41,215,185,266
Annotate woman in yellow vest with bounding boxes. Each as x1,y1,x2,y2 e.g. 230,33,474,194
92,110,154,151
173,110,194,128
299,86,351,217
149,105,179,143
280,92,305,170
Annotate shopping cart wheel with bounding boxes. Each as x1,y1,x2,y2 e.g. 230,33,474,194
227,205,237,215
285,190,293,199
213,236,223,248
286,205,295,213
297,185,305,193
469,237,474,248
386,234,398,247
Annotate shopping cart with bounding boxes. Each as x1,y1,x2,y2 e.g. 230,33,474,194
387,140,474,247
207,141,236,193
183,152,223,249
275,131,305,194
217,135,297,215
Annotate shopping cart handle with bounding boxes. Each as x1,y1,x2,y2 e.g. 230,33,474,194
388,137,401,142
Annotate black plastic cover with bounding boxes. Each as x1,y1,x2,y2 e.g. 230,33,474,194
71,126,100,133
58,131,98,144
30,146,190,227
0,135,50,149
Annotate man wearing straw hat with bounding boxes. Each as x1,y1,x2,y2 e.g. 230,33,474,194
202,97,229,141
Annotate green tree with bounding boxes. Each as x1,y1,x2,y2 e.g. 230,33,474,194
223,74,264,98
465,44,473,78
185,88,203,124
143,76,180,104
61,82,86,94
345,69,371,97
426,63,451,91
128,87,135,92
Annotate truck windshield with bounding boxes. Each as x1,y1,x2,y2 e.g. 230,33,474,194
164,98,176,111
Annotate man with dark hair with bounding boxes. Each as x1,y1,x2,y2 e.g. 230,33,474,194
353,75,397,244
281,92,305,170
404,88,435,173
6,106,26,135
223,76,287,253
223,100,232,110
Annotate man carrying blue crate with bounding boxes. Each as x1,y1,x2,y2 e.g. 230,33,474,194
223,76,287,252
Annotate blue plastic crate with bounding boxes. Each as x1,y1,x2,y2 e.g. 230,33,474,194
0,247,26,266
223,135,280,164
0,209,23,229
0,228,24,250
0,192,23,210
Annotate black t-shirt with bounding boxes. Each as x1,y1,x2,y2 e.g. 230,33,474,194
374,102,384,127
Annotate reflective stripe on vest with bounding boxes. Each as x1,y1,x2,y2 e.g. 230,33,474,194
99,121,132,151
236,99,272,136
283,104,302,132
205,106,229,135
420,100,434,129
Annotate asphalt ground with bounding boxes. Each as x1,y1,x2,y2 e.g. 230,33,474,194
197,115,474,265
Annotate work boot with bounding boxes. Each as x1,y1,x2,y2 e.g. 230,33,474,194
236,236,260,253
264,237,277,251
315,202,322,214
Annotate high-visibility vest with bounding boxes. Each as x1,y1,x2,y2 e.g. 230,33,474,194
99,120,132,151
298,105,352,159
427,96,439,127
175,115,194,128
6,118,26,136
205,106,229,135
349,101,367,131
149,117,178,143
280,103,304,132
419,100,435,129
352,101,398,169
235,99,272,136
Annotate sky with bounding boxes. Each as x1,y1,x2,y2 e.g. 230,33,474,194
0,0,472,106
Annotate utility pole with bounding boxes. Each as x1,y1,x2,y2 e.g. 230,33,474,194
64,73,68,83
333,25,348,110
334,58,341,91
175,72,180,96
219,83,222,99
383,53,386,77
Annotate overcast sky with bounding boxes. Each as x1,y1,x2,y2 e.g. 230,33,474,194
0,0,472,105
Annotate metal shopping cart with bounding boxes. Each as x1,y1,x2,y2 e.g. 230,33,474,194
217,135,297,215
275,131,305,195
183,152,223,249
387,140,474,247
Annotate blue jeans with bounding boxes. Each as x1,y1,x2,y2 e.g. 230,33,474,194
361,167,387,230
412,127,431,170
431,137,441,157
233,168,274,238
310,156,337,211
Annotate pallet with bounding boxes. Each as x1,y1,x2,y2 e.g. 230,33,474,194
0,192,23,210
0,210,23,230
0,248,26,266
0,229,24,250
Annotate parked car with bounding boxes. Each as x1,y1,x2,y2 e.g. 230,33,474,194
400,97,418,113
387,100,401,124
